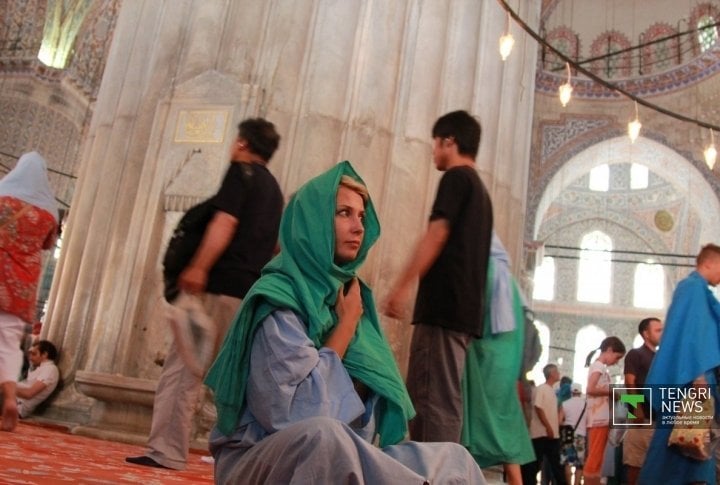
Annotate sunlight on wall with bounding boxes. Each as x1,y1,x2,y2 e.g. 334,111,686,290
37,0,92,69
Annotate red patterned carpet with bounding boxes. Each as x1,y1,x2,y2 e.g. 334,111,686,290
0,421,214,484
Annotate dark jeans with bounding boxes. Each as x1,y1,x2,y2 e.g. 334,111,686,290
521,437,567,485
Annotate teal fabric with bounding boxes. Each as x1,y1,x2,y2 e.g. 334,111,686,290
461,258,535,467
205,161,414,446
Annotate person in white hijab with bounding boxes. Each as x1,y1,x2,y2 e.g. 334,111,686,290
0,151,59,221
0,151,59,432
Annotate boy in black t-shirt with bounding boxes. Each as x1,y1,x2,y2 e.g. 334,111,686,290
384,110,493,443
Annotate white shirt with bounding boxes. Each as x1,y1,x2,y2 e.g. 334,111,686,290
586,360,611,427
562,395,588,436
530,382,560,439
17,361,59,418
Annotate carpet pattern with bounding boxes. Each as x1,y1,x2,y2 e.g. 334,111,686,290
0,422,214,484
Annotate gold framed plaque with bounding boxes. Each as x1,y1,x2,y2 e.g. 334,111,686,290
174,110,229,143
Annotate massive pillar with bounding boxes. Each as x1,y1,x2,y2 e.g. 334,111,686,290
43,0,540,443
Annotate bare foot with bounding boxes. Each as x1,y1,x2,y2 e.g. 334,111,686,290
2,399,18,431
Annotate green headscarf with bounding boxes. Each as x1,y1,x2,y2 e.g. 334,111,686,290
205,161,415,446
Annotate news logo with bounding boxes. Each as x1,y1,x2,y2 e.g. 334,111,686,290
612,387,652,427
611,385,714,429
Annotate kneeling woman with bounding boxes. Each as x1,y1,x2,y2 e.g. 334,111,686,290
206,162,485,484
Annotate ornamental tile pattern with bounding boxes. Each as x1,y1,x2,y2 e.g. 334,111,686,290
0,96,80,208
640,23,680,75
543,26,579,72
536,48,720,98
540,117,609,160
0,0,119,99
589,30,632,78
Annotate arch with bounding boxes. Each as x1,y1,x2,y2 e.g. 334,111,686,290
545,26,579,71
573,325,607,392
529,320,551,384
590,30,632,78
640,23,679,74
533,136,720,246
690,3,720,55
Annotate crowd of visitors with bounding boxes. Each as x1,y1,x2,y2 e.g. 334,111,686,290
4,113,720,485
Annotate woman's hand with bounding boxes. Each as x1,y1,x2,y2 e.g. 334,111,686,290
325,278,363,358
336,278,363,326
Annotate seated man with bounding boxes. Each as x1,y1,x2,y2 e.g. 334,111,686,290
16,340,59,418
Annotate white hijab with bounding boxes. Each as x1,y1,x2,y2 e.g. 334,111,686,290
0,151,59,222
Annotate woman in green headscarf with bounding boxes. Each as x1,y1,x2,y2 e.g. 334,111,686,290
206,161,485,484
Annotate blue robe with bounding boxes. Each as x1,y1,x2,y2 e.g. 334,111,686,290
210,309,486,484
639,271,720,485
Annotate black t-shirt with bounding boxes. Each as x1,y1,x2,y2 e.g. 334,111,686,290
206,162,283,298
623,344,655,387
624,344,655,416
413,165,493,337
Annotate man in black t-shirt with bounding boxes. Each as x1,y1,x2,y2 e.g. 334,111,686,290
623,316,663,485
127,118,283,470
384,110,493,443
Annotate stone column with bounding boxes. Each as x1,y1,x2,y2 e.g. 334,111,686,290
43,0,540,441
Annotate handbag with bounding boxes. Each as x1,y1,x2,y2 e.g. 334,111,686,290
560,401,587,445
162,199,215,302
667,394,718,461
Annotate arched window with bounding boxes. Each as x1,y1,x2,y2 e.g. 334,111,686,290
533,256,555,301
589,31,632,78
698,15,718,52
633,262,665,309
589,164,609,192
529,320,550,385
630,163,649,189
573,325,607,392
640,23,679,74
577,231,612,303
545,26,579,72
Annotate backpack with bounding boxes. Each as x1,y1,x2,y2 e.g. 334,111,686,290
162,199,215,302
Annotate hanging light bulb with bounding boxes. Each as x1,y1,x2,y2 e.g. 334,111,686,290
558,62,573,107
628,101,642,143
499,12,515,61
705,129,717,169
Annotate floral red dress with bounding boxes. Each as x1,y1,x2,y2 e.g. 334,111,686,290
0,196,57,324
